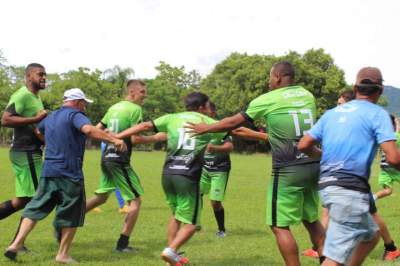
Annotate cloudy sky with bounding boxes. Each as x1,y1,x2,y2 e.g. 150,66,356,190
1,0,399,86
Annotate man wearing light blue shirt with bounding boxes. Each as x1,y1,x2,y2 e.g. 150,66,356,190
298,67,400,266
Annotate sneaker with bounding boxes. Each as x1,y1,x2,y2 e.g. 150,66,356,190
161,247,189,265
113,246,137,253
4,250,17,261
118,205,129,214
216,231,226,238
92,207,102,213
302,248,319,259
383,249,400,261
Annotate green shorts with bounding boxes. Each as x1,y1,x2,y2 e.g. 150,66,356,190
267,163,320,227
200,169,229,202
378,167,400,188
10,150,42,197
95,162,144,201
23,176,86,228
162,175,201,225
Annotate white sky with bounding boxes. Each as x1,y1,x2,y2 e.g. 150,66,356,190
1,0,399,86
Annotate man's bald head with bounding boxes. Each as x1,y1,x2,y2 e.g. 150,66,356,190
268,61,295,90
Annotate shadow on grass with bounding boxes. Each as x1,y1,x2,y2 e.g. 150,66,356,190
67,237,167,263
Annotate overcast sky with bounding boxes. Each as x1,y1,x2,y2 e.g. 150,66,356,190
1,0,399,87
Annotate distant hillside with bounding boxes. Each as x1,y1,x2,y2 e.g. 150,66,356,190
383,86,400,116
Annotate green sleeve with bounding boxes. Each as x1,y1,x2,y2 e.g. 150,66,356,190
153,114,171,132
100,111,109,127
131,106,143,126
6,94,26,115
244,94,269,121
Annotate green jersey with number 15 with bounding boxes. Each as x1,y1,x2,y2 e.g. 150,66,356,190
101,100,143,164
242,85,319,168
153,111,225,180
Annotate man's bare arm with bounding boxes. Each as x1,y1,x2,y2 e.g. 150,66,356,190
116,121,155,139
297,134,322,159
231,127,268,142
81,124,126,152
207,141,234,153
185,113,246,135
131,132,168,144
1,110,47,127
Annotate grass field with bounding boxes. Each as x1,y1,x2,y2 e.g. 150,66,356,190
0,148,399,265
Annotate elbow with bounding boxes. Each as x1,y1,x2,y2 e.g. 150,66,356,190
386,155,400,168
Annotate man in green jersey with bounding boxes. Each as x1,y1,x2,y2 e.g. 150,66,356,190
85,79,147,252
186,62,325,265
116,92,225,265
0,63,47,222
200,102,233,237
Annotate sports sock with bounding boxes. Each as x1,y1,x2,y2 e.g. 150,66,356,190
384,241,397,251
0,200,17,220
116,234,130,249
214,208,225,232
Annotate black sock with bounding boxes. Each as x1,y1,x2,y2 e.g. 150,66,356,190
214,208,225,232
312,245,318,252
116,234,129,249
0,200,17,220
385,241,397,251
319,256,326,264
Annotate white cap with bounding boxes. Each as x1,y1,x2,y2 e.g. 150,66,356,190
63,88,93,103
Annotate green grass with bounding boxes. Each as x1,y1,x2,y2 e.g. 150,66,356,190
0,148,399,265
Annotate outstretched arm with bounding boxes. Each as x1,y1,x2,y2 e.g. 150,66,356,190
297,134,322,159
231,127,268,142
207,140,233,153
185,113,246,135
81,125,127,152
131,132,168,144
116,121,155,139
2,110,48,127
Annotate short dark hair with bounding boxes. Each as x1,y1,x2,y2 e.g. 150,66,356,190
209,101,216,112
339,90,355,102
272,61,295,80
185,92,209,111
127,79,146,88
25,63,45,76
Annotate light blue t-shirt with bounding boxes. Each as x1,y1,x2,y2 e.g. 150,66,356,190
308,99,395,192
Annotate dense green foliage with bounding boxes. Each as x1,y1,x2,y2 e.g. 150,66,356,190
0,149,394,265
0,48,348,147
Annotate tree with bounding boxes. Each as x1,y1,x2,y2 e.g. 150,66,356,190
143,62,201,120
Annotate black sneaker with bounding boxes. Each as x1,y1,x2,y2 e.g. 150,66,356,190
4,250,17,261
113,246,137,253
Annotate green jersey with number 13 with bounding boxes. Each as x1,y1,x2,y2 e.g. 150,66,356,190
153,111,225,180
243,85,319,168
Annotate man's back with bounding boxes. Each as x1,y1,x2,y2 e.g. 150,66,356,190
309,99,395,191
153,111,224,179
244,85,318,168
101,100,142,163
38,107,90,180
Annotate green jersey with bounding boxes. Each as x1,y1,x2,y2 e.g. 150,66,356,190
101,101,143,164
203,135,232,172
5,86,44,151
153,111,225,180
243,85,319,168
381,132,400,169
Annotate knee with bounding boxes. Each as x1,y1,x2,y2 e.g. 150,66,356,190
13,197,31,209
211,201,222,210
97,194,109,204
